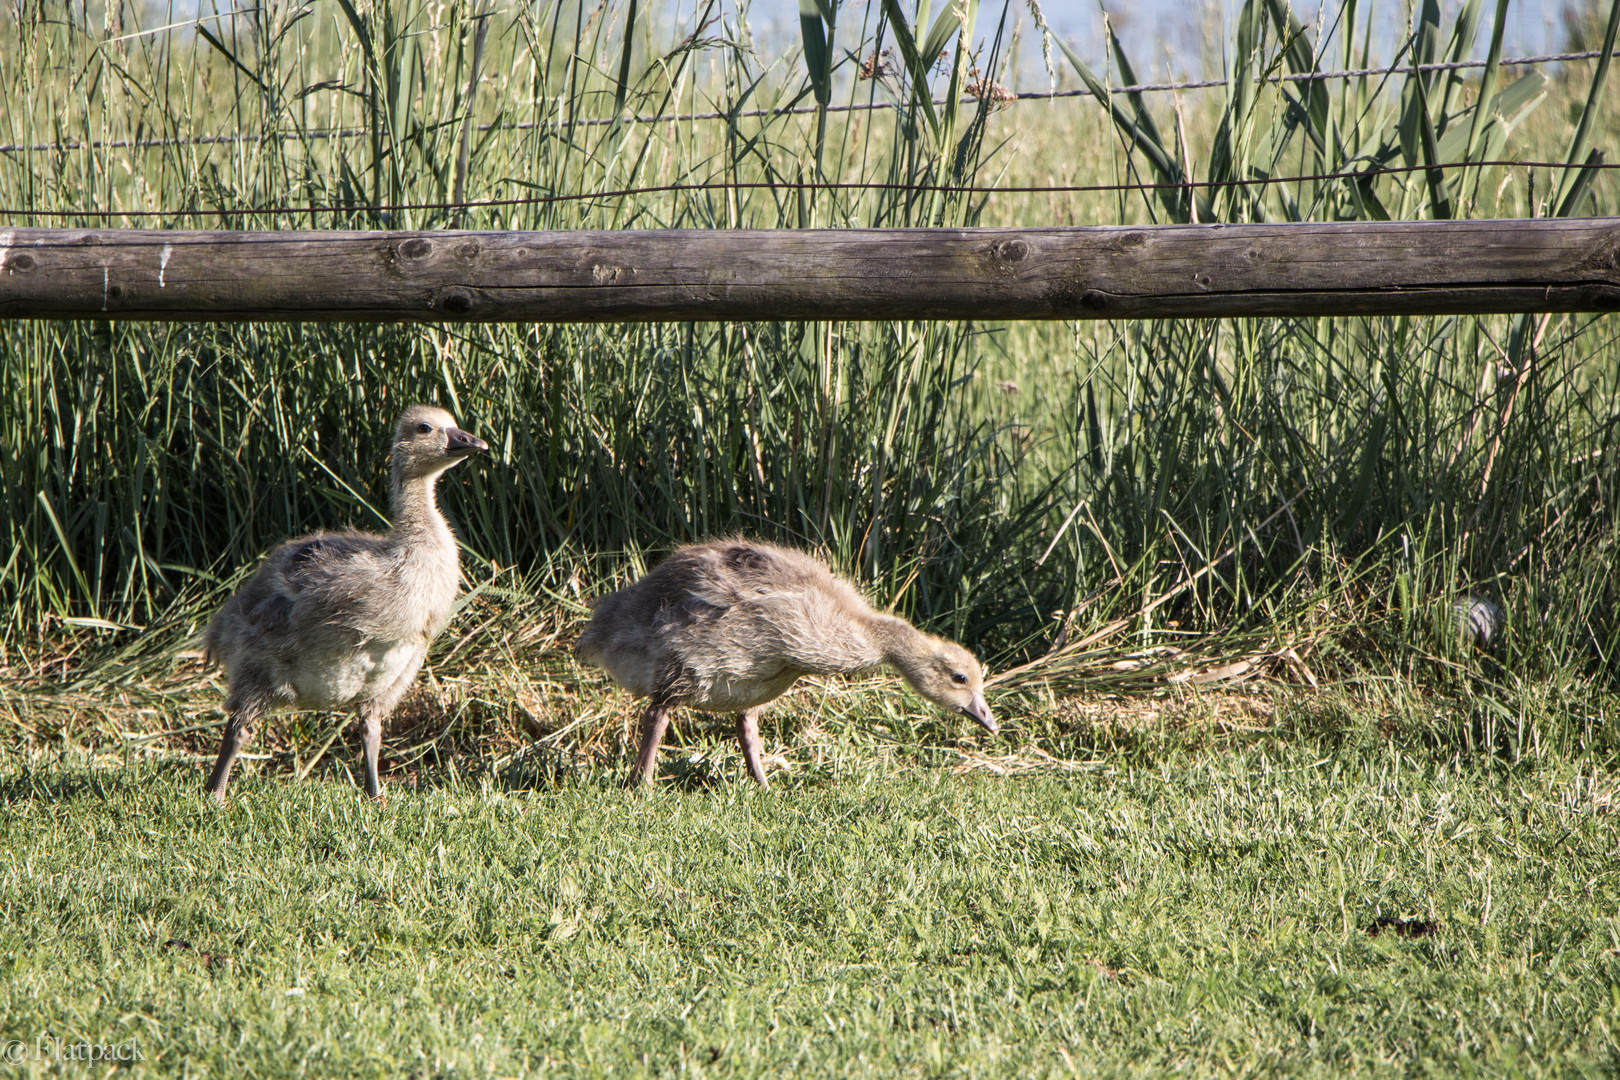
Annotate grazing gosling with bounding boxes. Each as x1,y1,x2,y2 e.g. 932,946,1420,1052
201,405,487,802
576,538,997,790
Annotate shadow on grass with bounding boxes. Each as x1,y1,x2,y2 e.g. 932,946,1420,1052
0,761,198,804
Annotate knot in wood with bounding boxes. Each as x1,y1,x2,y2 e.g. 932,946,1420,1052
399,237,434,260
6,253,35,273
441,289,474,314
995,238,1029,264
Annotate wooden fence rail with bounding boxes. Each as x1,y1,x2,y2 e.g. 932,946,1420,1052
2,220,1618,323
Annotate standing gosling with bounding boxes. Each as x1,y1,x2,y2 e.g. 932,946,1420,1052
576,538,997,790
201,405,487,802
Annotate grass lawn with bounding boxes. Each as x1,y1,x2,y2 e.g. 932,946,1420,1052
2,711,1616,1078
2,0,1618,1073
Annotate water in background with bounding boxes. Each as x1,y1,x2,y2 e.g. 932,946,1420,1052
157,0,1579,89
1035,0,1562,69
746,0,1571,88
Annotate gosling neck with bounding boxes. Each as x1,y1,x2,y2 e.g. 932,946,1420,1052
864,612,934,684
387,462,456,552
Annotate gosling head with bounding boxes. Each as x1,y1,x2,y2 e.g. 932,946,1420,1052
899,637,997,735
391,404,488,481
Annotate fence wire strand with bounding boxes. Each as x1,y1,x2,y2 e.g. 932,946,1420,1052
0,47,1615,157
0,159,1613,223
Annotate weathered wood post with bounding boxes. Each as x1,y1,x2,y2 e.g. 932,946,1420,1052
1,220,1618,322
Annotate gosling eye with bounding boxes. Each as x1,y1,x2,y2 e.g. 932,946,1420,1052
417,422,434,434
951,671,969,686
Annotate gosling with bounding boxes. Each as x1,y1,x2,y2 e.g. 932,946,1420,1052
201,405,487,802
575,538,997,790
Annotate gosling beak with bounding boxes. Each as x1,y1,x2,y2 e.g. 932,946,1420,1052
446,427,488,455
960,692,997,735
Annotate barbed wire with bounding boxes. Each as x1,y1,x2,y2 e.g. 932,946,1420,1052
0,47,1614,157
0,157,1610,222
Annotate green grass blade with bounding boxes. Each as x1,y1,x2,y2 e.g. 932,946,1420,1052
1053,34,1193,223
1555,148,1605,218
1434,70,1547,164
194,25,267,94
1395,0,1441,167
1554,0,1620,215
1436,0,1483,130
919,3,960,68
614,0,640,114
1265,0,1328,154
797,0,831,106
1411,67,1453,219
1469,1,1511,161
880,0,939,137
332,0,374,59
1206,0,1266,218
35,492,98,621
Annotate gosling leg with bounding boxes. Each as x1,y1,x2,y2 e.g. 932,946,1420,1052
735,708,770,791
627,703,671,788
206,696,264,803
359,708,384,801
357,657,423,803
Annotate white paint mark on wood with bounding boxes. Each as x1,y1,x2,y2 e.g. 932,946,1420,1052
103,265,109,311
159,243,172,288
